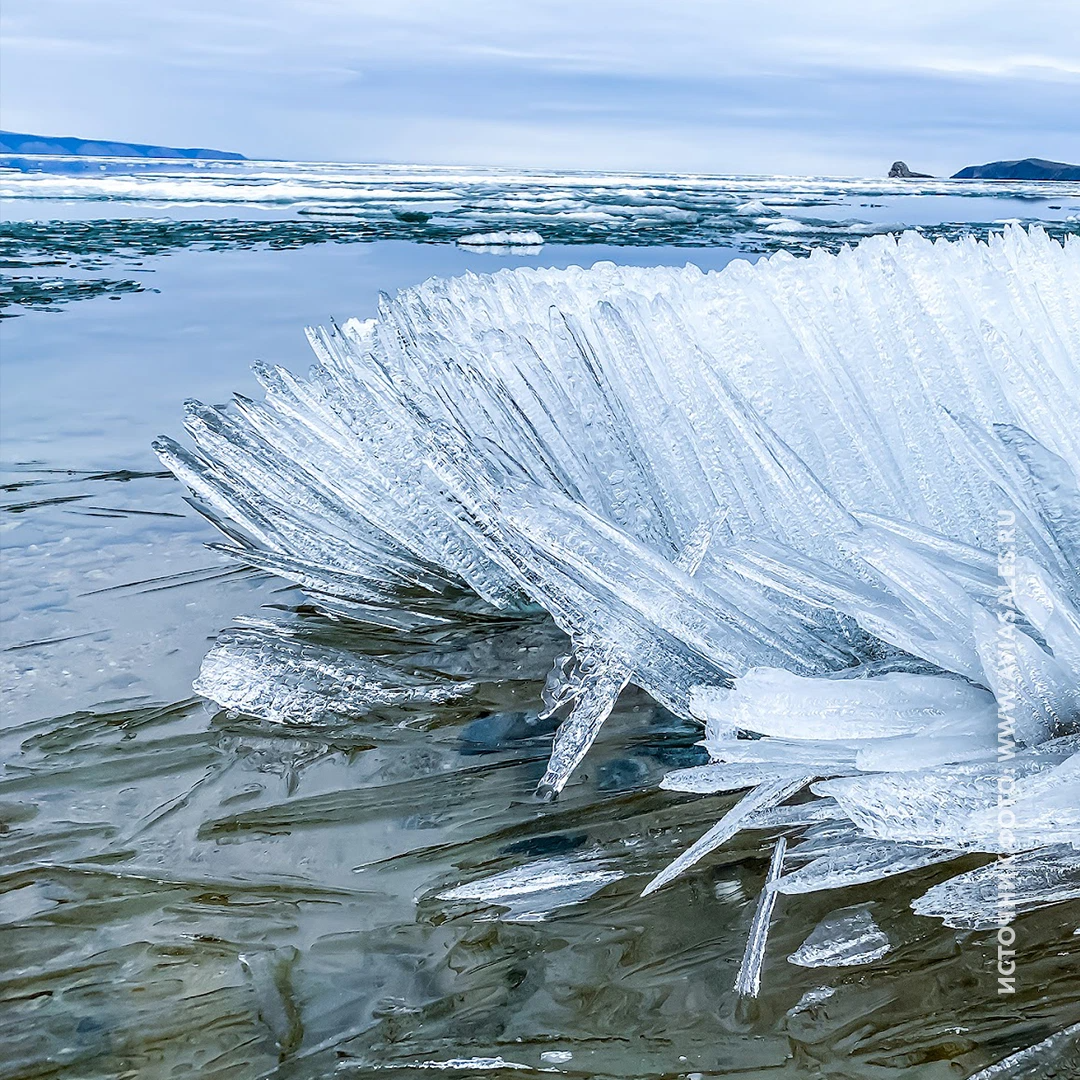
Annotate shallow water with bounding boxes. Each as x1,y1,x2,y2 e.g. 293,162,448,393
2,173,1079,1079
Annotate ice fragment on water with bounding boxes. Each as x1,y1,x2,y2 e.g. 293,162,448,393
787,905,891,968
437,856,623,921
457,230,544,248
195,618,476,724
911,845,1080,929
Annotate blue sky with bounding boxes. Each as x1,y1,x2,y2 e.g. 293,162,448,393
2,0,1078,174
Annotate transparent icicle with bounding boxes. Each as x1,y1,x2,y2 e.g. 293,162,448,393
734,836,788,998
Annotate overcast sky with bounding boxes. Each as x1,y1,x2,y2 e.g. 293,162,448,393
2,0,1078,175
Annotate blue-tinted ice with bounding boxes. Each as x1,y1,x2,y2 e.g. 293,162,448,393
158,226,1079,940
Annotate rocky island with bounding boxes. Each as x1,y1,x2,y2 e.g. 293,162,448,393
888,160,933,178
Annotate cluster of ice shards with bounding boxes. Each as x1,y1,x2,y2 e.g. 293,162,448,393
158,227,1079,940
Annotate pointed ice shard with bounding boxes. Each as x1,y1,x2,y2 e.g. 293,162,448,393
642,772,812,896
734,836,787,997
536,516,720,797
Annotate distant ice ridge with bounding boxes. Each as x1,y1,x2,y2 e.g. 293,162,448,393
157,227,1079,935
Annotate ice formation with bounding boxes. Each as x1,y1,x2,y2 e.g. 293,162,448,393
436,855,624,922
734,837,787,997
158,227,1079,940
787,905,892,968
966,1022,1080,1079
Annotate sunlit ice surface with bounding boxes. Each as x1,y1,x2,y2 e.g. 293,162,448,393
2,164,1079,1079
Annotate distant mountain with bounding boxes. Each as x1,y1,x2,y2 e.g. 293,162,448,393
951,157,1080,181
0,130,244,160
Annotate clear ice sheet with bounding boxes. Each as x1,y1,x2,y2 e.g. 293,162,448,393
159,227,1080,941
786,905,892,968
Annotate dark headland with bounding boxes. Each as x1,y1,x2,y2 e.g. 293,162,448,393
889,157,1079,181
951,157,1080,181
0,130,244,160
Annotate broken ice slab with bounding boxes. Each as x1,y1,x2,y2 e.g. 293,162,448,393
782,820,865,863
661,761,813,794
436,856,624,922
787,905,891,968
195,618,477,724
785,985,837,1017
812,737,1080,851
700,735,864,769
690,667,998,742
1012,556,1080,681
912,846,1080,929
748,799,847,829
971,605,1080,748
853,730,997,772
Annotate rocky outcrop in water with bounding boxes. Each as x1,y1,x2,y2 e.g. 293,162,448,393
888,161,932,178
